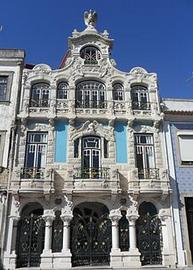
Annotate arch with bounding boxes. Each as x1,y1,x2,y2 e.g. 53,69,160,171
16,203,44,268
112,82,124,101
75,80,106,109
30,82,50,107
70,202,111,267
80,45,101,65
56,81,68,99
136,202,162,266
130,84,150,110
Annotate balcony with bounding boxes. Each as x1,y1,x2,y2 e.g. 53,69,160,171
75,100,108,115
138,168,159,179
11,167,54,195
63,167,120,194
129,168,171,197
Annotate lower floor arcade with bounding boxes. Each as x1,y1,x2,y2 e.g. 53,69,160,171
3,195,176,269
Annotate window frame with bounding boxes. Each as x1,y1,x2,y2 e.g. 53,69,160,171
131,84,150,110
80,46,101,65
112,83,124,101
0,72,14,103
0,131,6,167
56,81,68,100
30,82,50,107
177,131,193,166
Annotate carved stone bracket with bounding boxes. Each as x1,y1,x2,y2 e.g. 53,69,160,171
109,208,122,225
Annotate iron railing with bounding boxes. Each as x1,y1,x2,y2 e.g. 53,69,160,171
138,168,159,179
75,100,107,109
20,167,46,179
30,99,49,107
132,101,151,110
73,167,110,179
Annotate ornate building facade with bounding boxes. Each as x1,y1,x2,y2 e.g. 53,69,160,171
2,11,182,269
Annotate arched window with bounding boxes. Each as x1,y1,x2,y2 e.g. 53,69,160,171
30,82,50,107
136,202,162,265
112,83,124,101
57,81,68,99
80,46,101,65
76,81,106,109
131,85,150,110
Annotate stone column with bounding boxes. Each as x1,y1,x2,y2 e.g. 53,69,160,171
40,213,55,269
125,214,141,267
61,214,73,252
4,216,19,270
109,209,122,268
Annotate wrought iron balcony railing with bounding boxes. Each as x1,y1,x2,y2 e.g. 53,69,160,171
20,167,46,179
138,168,159,179
132,101,151,110
75,100,107,109
73,167,110,179
30,99,49,107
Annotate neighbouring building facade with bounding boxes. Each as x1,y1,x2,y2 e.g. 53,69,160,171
1,11,189,270
0,49,25,260
163,99,193,266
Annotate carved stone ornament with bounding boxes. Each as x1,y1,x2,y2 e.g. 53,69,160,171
109,208,122,224
32,64,52,71
84,10,97,28
130,67,148,75
70,120,112,141
127,195,138,218
159,209,170,221
62,195,73,216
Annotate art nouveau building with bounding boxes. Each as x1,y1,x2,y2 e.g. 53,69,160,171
163,99,193,267
0,49,25,260
3,11,179,269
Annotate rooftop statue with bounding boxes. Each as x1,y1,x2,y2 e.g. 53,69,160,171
84,10,97,28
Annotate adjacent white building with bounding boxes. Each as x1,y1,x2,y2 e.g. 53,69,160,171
163,98,193,267
0,49,25,260
1,11,187,270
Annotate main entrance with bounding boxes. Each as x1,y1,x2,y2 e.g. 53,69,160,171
70,202,111,267
16,203,45,268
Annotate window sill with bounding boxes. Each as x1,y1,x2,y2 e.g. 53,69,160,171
0,100,11,105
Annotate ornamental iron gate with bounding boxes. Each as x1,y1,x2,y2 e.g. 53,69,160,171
136,202,162,265
52,210,63,252
71,203,111,267
16,208,45,268
119,211,129,251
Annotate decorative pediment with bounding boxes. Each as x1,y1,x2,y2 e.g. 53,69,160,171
70,120,112,140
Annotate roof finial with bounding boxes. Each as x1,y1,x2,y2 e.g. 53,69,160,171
84,10,97,28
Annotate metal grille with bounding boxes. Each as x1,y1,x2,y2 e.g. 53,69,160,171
16,213,45,268
136,213,162,265
71,207,111,267
119,211,129,251
52,211,63,252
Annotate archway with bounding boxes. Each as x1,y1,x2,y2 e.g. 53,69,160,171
16,203,44,268
70,202,111,267
136,202,162,265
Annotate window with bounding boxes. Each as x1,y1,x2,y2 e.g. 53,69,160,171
57,82,68,99
30,83,50,107
80,46,101,65
73,136,109,179
0,73,13,102
178,134,193,165
25,132,48,169
0,131,6,168
131,85,150,110
76,81,106,109
135,134,157,179
0,76,8,101
112,83,124,101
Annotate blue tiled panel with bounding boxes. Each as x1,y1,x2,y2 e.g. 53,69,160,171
171,123,193,192
55,120,68,162
114,122,128,163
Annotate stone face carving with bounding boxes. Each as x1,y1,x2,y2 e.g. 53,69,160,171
84,10,97,27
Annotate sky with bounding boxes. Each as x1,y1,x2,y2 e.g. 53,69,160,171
0,0,193,99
